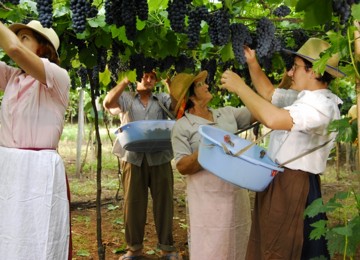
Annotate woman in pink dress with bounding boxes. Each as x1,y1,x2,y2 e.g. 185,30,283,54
0,20,71,259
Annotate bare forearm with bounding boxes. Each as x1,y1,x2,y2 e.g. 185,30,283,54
0,22,46,83
232,83,292,130
0,22,19,52
103,77,130,110
247,60,274,101
176,151,203,175
221,70,292,130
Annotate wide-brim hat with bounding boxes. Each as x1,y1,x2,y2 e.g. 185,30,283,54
284,38,345,78
9,20,60,52
170,70,208,114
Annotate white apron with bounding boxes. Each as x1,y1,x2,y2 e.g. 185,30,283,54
0,146,70,260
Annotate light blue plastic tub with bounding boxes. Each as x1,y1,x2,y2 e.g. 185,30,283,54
115,120,175,152
198,125,283,192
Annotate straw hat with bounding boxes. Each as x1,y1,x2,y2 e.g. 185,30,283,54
170,70,208,114
284,38,345,78
9,20,60,51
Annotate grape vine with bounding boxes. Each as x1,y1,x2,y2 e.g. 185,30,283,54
36,0,53,28
230,23,253,65
70,0,90,33
273,5,291,17
187,6,208,49
166,0,191,33
207,8,231,46
254,17,276,59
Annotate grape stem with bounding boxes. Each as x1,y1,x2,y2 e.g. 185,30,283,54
0,2,12,10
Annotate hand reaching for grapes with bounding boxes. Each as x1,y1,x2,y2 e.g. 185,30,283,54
220,70,247,94
243,46,257,65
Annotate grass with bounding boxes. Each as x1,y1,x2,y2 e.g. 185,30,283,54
59,123,121,199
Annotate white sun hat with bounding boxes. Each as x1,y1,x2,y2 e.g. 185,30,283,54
285,37,345,78
8,20,60,52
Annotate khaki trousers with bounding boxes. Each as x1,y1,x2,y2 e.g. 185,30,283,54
121,158,175,252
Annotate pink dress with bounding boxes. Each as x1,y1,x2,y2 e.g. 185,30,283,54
0,59,71,260
0,58,69,149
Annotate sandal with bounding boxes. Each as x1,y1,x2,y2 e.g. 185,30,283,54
119,256,141,260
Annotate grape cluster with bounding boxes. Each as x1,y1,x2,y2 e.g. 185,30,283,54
121,0,137,40
135,0,148,21
347,0,360,4
268,36,282,58
104,0,124,27
3,0,19,4
129,54,158,81
273,5,291,17
166,0,191,33
97,48,107,73
87,0,98,18
201,58,217,86
279,37,294,71
69,36,86,51
104,0,146,40
129,53,146,81
230,23,253,65
70,0,91,33
36,0,53,28
70,74,77,90
175,54,195,73
187,6,208,49
254,17,276,58
258,56,273,74
77,66,88,88
231,67,252,88
208,8,231,46
158,56,176,72
332,0,351,25
281,52,294,71
143,57,158,74
292,28,309,49
108,43,127,82
258,35,283,74
220,60,234,71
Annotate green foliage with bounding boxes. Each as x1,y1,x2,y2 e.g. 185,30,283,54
328,118,358,143
296,0,332,28
305,191,360,258
0,0,357,105
76,249,91,257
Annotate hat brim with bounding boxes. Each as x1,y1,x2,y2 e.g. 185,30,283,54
9,23,59,55
171,70,208,114
193,70,208,83
283,49,345,78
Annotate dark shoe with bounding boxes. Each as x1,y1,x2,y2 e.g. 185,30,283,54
161,252,182,260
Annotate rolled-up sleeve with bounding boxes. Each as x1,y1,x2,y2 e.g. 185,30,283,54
285,91,339,135
171,120,194,164
43,58,70,107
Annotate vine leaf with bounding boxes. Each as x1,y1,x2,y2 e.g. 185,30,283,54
352,3,360,20
296,0,332,28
